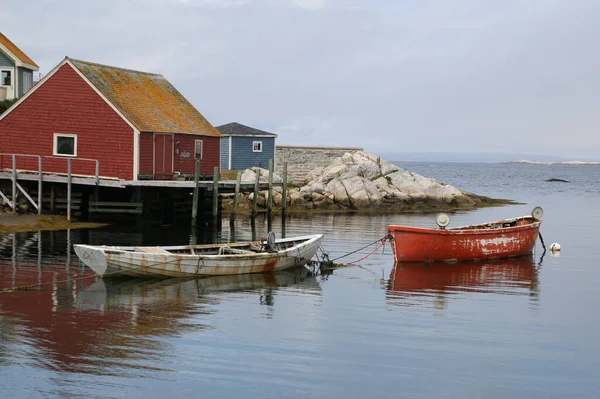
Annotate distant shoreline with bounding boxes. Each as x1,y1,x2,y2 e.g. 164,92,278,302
503,160,600,165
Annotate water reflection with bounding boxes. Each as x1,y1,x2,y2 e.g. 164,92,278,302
385,256,540,309
0,249,320,376
77,266,320,311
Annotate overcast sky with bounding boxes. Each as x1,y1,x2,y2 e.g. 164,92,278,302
3,0,600,160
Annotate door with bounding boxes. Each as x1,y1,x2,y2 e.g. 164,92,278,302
0,68,15,100
153,133,174,179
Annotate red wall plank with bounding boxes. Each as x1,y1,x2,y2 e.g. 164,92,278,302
174,134,220,175
0,64,134,179
138,133,153,175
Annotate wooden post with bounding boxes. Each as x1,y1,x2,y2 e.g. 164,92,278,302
67,158,72,222
267,209,272,232
212,166,219,219
135,187,143,227
250,214,257,241
11,154,16,212
281,213,287,239
233,170,241,214
50,183,55,212
191,160,200,228
229,215,236,242
252,169,259,215
267,159,273,213
38,156,43,215
282,162,288,214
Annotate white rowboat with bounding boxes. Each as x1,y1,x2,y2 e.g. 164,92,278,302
73,234,324,278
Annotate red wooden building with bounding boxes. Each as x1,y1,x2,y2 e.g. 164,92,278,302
0,57,221,180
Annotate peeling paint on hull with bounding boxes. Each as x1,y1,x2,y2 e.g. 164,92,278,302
74,234,323,278
387,216,541,263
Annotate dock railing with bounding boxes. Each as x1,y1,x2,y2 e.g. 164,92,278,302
0,153,100,220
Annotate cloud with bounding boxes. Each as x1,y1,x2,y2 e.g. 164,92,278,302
2,0,600,159
292,0,326,10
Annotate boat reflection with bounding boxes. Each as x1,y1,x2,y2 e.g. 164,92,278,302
77,266,320,310
386,256,540,309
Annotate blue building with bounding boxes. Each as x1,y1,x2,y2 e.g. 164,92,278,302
216,122,278,170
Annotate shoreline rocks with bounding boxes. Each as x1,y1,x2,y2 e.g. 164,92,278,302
222,150,514,213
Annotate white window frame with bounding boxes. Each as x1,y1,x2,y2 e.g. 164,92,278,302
53,133,78,157
252,141,263,152
1,69,13,87
194,139,203,159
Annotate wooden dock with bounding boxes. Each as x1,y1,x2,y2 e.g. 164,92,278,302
0,154,285,226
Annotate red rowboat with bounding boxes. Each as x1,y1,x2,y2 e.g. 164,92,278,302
387,207,543,263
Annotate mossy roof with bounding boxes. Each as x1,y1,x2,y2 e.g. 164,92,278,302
69,58,221,137
0,32,39,69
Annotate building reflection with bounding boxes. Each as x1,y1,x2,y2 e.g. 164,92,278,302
385,255,540,309
0,230,320,374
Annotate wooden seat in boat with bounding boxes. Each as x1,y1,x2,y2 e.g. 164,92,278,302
134,247,172,254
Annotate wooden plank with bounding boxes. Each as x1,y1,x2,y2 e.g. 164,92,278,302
88,208,143,214
0,190,13,208
16,182,39,211
89,201,142,207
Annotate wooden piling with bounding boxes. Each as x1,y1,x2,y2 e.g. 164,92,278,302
212,166,219,219
38,157,43,215
267,159,273,212
281,214,287,238
233,170,241,214
229,215,236,242
191,160,200,228
11,155,16,212
135,187,143,227
67,158,72,222
282,162,287,214
252,169,260,215
50,183,55,212
267,209,273,232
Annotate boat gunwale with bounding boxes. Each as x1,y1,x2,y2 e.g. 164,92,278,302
387,216,541,236
73,234,324,258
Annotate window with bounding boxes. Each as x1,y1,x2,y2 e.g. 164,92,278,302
252,141,263,152
1,70,11,86
53,133,77,157
194,140,203,159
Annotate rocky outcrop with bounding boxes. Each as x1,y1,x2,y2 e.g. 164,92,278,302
221,150,509,213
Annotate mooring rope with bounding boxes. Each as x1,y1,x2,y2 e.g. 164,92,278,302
330,235,390,264
0,272,98,293
538,232,547,252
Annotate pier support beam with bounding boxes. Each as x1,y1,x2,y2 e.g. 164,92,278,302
11,155,16,212
252,170,259,216
212,166,219,219
282,162,287,214
38,157,43,215
233,170,241,214
267,159,273,213
191,160,200,228
67,158,72,222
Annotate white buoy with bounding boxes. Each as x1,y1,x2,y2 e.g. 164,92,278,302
550,243,561,251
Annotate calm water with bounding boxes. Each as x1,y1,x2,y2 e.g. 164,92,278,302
1,162,599,399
